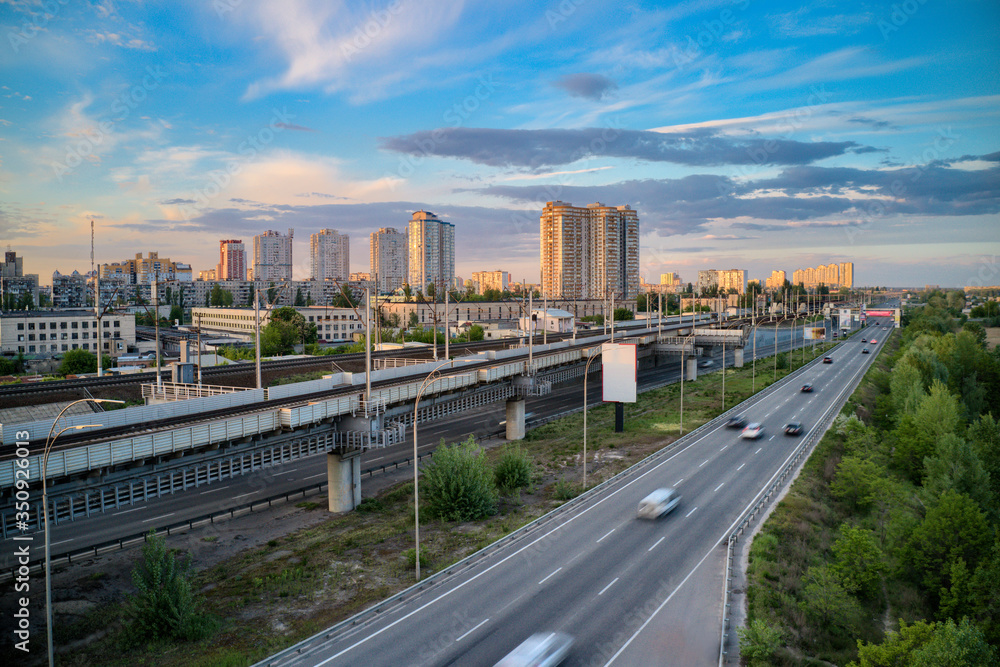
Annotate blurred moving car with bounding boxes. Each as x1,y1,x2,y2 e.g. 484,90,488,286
862,348,870,354
637,488,681,519
495,632,574,667
726,414,748,428
823,356,833,364
740,423,764,439
801,383,814,392
784,422,803,436
698,359,714,368
870,339,878,344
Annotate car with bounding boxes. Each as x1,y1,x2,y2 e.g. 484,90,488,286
823,356,833,364
784,422,803,436
740,423,764,439
801,383,814,392
870,339,878,344
882,326,888,330
862,348,870,354
637,488,681,519
495,632,574,667
726,414,748,428
862,338,867,343
698,359,715,368
832,331,838,338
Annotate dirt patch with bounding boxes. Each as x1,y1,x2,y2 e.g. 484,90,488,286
984,327,1000,349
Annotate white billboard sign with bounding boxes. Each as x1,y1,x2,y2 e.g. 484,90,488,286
602,342,637,403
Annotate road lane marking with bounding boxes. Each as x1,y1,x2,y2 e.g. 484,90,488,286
112,506,144,516
597,529,615,543
599,577,620,596
673,478,684,486
282,468,300,474
304,473,326,480
714,483,725,492
200,485,231,495
685,507,698,518
737,463,746,471
699,459,708,467
456,618,489,642
234,492,256,499
141,513,174,523
538,568,562,585
648,537,665,551
719,445,727,451
51,538,74,546
755,447,762,454
769,435,775,441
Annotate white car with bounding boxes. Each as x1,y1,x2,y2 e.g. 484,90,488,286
740,423,764,439
495,632,574,667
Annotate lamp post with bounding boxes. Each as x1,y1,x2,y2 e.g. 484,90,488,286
43,398,123,667
679,331,696,435
411,359,454,582
581,344,603,490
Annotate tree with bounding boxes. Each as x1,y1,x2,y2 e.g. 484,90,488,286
613,307,633,321
830,455,884,511
294,286,305,306
832,524,885,598
169,304,184,324
799,565,862,637
493,445,532,494
426,282,436,300
467,324,484,341
923,434,992,513
59,349,97,375
209,284,233,307
851,617,997,667
737,618,784,667
408,311,419,328
402,283,412,302
421,436,498,521
128,530,213,641
968,414,1000,508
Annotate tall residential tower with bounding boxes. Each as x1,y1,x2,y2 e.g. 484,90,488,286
252,229,294,282
217,239,246,281
370,227,408,293
407,211,454,297
310,229,350,281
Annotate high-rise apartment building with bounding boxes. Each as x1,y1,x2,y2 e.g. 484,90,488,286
370,227,408,293
408,211,454,297
472,270,509,294
765,270,786,289
840,262,854,288
100,252,192,284
540,201,640,299
310,229,350,281
697,269,745,295
252,229,294,282
51,270,88,307
217,239,246,281
660,272,678,285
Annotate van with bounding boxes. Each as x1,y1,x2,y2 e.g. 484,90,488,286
637,488,681,519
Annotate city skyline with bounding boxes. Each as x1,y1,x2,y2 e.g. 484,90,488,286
1,1,998,287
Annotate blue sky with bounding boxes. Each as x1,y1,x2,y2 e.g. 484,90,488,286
1,0,998,288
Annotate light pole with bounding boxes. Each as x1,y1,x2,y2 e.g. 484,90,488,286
581,344,603,490
411,359,453,582
679,331,696,435
43,398,123,667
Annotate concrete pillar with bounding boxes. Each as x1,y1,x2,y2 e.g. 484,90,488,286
505,397,525,440
686,356,698,381
326,449,362,512
734,348,744,367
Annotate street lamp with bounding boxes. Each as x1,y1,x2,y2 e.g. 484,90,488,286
679,331,696,435
43,398,123,666
581,344,603,490
412,359,454,582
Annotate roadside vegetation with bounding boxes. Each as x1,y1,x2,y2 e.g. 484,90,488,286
51,329,834,666
742,290,1000,666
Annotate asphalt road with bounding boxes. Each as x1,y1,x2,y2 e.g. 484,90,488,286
259,326,883,666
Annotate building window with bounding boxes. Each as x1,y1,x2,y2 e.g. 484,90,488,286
72,322,78,329
39,334,46,341
28,334,35,341
29,345,35,353
28,323,35,330
72,333,78,340
114,320,120,328
17,323,24,330
62,344,68,351
72,344,78,350
82,321,88,329
83,343,89,350
61,322,67,329
17,334,24,342
39,322,46,330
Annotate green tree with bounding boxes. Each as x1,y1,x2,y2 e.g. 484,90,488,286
467,324,485,341
923,434,992,513
493,445,532,494
58,349,97,375
832,524,885,598
168,304,184,324
968,414,1000,507
613,307,633,321
850,619,938,667
799,565,862,637
737,618,784,667
209,283,233,306
128,530,213,641
830,455,884,511
421,436,498,521
402,283,412,302
294,286,305,306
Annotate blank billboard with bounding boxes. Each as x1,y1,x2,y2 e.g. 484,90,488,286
602,342,637,403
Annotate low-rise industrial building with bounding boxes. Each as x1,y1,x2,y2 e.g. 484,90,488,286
0,309,135,359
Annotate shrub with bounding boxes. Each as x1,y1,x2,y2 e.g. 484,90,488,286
494,445,532,494
421,436,498,521
738,618,784,666
552,479,579,500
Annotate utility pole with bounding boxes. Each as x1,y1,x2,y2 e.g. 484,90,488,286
528,289,533,372
254,289,262,390
196,312,203,386
610,290,615,342
365,287,371,406
154,276,162,389
92,220,103,377
444,288,449,359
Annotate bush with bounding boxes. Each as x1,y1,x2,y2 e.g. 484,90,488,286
421,436,498,521
126,531,215,643
494,445,532,494
552,479,579,500
59,349,97,375
738,618,784,666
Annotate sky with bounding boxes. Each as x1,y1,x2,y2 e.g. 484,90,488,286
1,0,998,289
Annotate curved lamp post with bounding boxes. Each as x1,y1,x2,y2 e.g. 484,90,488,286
412,359,455,582
43,398,123,666
581,344,603,490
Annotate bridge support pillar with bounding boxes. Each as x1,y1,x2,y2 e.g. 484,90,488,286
734,348,744,368
686,356,698,381
326,449,362,513
505,397,525,441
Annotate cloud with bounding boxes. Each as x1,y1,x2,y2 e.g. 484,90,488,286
380,127,874,169
847,115,896,131
769,8,873,37
275,122,317,131
552,73,618,100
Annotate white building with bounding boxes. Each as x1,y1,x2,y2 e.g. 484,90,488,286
252,229,294,282
0,309,134,358
519,308,575,334
310,229,350,281
408,211,454,297
191,305,364,343
370,227,408,294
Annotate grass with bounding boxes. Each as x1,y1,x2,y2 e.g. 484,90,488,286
56,339,836,666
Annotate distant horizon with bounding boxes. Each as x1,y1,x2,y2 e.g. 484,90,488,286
2,2,997,289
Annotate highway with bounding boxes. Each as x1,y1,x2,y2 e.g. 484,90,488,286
257,325,882,666
1,323,815,572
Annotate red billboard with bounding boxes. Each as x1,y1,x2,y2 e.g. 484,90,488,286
866,310,894,317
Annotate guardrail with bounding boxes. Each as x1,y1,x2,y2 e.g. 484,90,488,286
716,335,884,666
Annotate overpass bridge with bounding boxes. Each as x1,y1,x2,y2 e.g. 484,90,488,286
1,315,740,535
